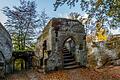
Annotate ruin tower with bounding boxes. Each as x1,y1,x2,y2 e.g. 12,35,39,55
35,18,87,71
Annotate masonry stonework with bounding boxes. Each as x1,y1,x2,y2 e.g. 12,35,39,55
0,23,12,76
36,18,87,71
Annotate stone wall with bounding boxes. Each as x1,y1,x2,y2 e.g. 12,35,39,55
36,18,87,71
0,23,12,74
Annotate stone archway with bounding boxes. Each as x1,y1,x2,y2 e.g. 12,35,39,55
62,37,79,69
12,51,34,72
14,58,25,71
62,37,76,54
36,18,87,71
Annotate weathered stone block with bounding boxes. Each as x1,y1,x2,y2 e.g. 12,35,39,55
35,18,87,71
0,23,12,74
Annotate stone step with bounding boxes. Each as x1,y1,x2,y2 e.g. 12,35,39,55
63,53,72,56
63,49,69,52
63,48,68,50
64,55,74,59
64,58,75,63
63,48,69,51
63,51,69,53
64,64,79,69
64,61,76,67
62,47,79,69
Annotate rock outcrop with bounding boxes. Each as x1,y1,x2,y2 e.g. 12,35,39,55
0,23,12,76
86,34,120,68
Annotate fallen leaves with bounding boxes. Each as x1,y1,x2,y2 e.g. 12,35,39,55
6,66,120,80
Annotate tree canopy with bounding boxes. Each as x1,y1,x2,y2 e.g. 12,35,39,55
2,0,39,51
68,12,80,20
54,0,120,29
39,9,49,32
2,0,50,51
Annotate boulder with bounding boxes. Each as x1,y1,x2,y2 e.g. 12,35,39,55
0,23,12,75
0,23,12,62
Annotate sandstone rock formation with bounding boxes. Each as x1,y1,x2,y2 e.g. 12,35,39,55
86,34,120,68
0,23,12,75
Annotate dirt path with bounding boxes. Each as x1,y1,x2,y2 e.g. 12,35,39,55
6,66,120,80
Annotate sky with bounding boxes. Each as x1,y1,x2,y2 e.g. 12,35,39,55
0,0,119,34
0,0,85,24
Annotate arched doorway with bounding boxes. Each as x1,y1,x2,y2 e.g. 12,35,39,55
12,51,34,72
63,37,76,54
14,58,25,71
62,37,79,69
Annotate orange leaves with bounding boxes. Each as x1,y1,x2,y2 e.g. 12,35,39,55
6,66,120,80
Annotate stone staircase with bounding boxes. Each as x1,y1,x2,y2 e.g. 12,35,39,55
63,47,79,69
